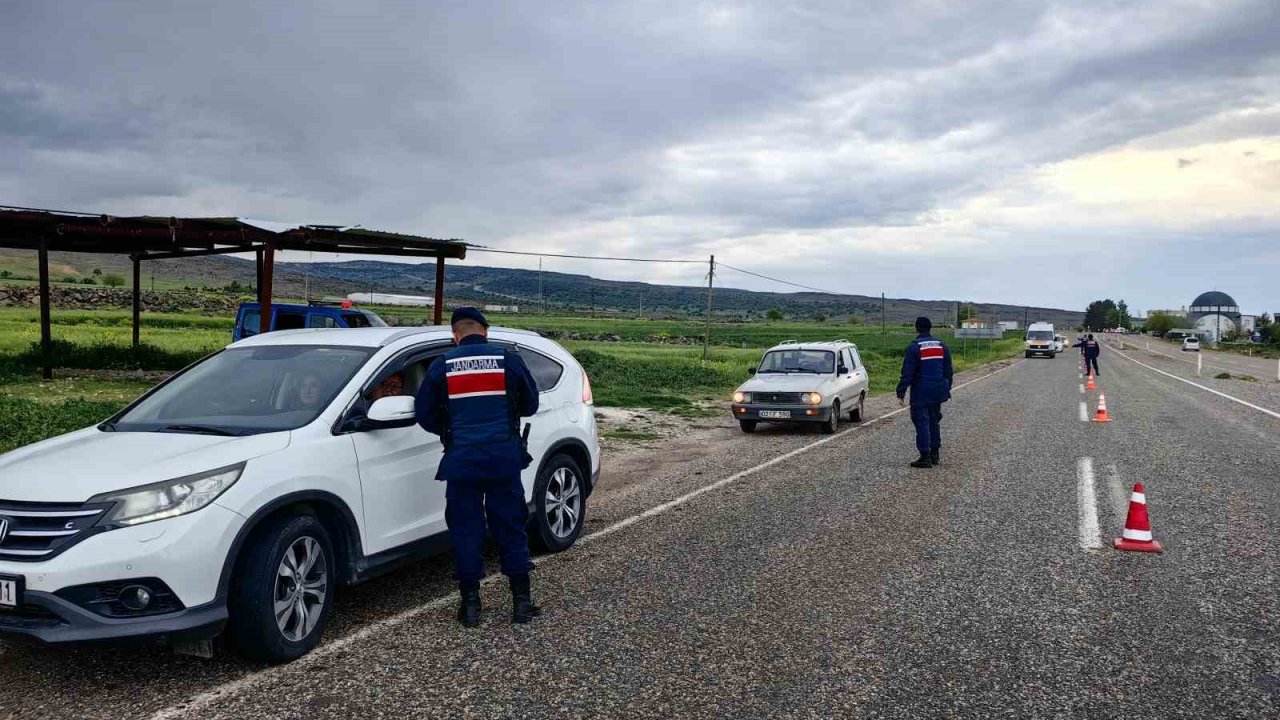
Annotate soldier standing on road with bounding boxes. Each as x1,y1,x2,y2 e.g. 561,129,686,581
415,307,542,628
1074,334,1101,376
896,316,954,469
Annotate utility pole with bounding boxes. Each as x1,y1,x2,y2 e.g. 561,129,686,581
538,258,544,315
702,255,715,362
880,292,886,342
1024,306,1029,329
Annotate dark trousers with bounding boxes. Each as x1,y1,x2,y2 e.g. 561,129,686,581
910,403,943,454
445,474,533,585
1085,355,1099,375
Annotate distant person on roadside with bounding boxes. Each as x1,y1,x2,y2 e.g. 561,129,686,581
1074,334,1101,376
896,316,953,469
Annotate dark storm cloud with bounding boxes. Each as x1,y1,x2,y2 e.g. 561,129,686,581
0,0,1278,310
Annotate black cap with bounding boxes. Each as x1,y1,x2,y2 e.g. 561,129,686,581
450,307,489,328
915,316,932,333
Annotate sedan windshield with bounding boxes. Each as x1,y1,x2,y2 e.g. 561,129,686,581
758,349,834,374
108,345,374,435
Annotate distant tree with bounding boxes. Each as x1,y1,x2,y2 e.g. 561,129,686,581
102,274,125,288
814,312,828,323
92,268,103,276
81,277,96,285
1084,299,1118,331
766,308,783,322
0,270,10,279
1144,311,1187,335
61,275,77,283
847,314,861,326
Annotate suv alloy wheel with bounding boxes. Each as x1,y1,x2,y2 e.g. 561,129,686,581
531,454,587,552
229,513,336,663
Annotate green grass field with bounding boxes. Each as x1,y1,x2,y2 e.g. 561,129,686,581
0,306,1022,452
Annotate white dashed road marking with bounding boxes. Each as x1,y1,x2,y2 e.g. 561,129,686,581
1077,457,1102,551
1078,401,1088,422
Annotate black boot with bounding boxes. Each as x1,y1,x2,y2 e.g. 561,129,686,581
456,583,481,628
930,451,940,466
910,454,933,469
509,574,542,624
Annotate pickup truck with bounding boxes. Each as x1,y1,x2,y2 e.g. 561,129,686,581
233,302,387,341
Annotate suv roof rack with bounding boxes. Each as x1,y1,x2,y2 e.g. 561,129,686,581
777,339,800,345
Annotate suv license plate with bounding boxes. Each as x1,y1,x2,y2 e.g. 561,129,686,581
0,575,21,608
759,410,791,419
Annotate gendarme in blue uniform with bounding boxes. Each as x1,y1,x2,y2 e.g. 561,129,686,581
896,319,954,463
415,330,539,586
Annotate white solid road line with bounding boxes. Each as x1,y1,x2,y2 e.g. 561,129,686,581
1077,457,1102,551
1108,345,1280,421
1078,401,1088,422
149,361,1024,720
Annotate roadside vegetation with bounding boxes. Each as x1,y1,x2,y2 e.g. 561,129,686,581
0,305,1023,452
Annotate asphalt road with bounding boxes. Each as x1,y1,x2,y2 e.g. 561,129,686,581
2,349,1278,719
1117,334,1280,381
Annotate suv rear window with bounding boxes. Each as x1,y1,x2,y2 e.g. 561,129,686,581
514,348,564,391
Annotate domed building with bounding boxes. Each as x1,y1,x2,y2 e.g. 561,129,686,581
1187,291,1241,343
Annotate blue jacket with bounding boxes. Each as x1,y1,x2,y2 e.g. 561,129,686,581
415,335,539,481
1074,339,1100,358
896,334,954,406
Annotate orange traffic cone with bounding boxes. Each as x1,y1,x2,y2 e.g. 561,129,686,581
1092,393,1112,423
1086,373,1096,390
1114,483,1162,553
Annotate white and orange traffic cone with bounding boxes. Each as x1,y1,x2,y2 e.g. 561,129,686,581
1087,373,1096,391
1114,483,1162,553
1092,393,1112,423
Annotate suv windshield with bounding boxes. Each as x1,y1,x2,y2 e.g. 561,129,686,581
1027,330,1053,340
758,349,835,374
108,345,374,435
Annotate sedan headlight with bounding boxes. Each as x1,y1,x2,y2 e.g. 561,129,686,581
90,463,244,527
733,391,751,404
803,392,823,405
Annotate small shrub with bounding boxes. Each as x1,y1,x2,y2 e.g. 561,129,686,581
1239,375,1258,382
81,277,96,285
1215,372,1231,379
102,274,125,288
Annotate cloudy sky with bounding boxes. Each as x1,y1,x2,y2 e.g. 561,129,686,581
2,1,1278,314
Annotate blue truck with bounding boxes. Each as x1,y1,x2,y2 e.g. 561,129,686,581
233,302,387,341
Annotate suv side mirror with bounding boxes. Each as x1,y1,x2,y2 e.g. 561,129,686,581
359,395,418,431
837,364,849,375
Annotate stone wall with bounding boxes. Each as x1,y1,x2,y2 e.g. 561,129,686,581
0,284,242,314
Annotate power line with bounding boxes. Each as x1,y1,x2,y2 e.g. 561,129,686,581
467,247,703,263
717,262,850,296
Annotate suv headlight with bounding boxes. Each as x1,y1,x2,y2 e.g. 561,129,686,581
803,392,823,405
90,463,244,527
733,391,751,403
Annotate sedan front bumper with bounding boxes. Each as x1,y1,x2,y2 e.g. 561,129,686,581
731,404,833,422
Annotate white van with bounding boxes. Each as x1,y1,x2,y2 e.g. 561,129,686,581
1025,322,1057,358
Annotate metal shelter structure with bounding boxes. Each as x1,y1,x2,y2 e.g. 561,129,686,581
0,206,468,379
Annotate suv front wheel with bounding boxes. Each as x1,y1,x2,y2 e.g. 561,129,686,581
531,454,587,552
229,513,336,664
820,400,840,434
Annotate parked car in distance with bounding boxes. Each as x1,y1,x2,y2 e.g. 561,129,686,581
1025,322,1057,358
730,340,869,434
1182,337,1200,352
1053,334,1067,353
0,326,599,663
233,302,387,341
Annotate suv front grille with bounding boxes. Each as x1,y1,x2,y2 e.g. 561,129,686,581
0,500,109,562
755,392,805,404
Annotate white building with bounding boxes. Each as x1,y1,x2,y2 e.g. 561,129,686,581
346,292,433,307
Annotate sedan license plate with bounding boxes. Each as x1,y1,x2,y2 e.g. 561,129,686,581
759,410,791,419
0,575,21,608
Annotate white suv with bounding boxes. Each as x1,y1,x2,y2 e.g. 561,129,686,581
730,340,870,434
0,326,599,662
